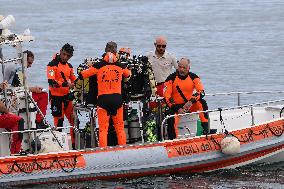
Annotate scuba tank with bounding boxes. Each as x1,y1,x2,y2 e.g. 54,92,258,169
128,109,141,143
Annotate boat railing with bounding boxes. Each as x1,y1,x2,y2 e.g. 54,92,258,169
206,90,284,106
160,92,284,141
0,126,73,154
1,89,284,152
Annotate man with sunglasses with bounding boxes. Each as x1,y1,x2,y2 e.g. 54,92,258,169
3,50,48,129
146,36,178,97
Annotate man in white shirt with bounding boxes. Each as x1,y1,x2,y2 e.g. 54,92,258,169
146,36,178,97
3,50,48,129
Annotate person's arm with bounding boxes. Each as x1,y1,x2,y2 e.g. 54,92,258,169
163,79,173,107
29,86,43,93
190,74,205,102
65,67,77,88
79,66,97,79
70,68,77,83
0,101,9,114
47,64,60,87
122,68,131,81
164,73,187,113
164,76,184,113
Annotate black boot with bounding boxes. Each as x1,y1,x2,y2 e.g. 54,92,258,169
201,122,209,135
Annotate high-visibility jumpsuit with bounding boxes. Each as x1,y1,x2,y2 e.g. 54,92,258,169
47,54,77,145
80,52,131,147
163,72,209,139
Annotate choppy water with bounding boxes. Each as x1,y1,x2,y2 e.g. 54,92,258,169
1,0,284,188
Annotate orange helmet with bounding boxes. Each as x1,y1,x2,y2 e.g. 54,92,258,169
118,47,131,56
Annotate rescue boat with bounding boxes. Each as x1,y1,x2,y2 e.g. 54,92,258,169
0,15,283,186
0,90,283,186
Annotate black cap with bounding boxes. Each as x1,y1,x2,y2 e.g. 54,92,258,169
61,43,74,55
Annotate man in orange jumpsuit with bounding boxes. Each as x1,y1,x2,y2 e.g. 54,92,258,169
163,58,209,139
79,41,131,147
46,43,77,147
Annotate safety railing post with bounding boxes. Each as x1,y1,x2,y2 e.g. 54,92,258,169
73,106,80,150
90,108,96,148
33,131,37,154
250,105,255,126
237,93,241,106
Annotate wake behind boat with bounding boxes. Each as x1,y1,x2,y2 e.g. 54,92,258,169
0,16,283,186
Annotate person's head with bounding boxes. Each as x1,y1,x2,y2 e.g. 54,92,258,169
178,58,190,76
60,43,74,63
23,50,34,68
118,47,131,59
105,41,117,53
154,36,167,55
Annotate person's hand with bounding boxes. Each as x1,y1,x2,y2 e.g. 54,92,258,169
30,86,43,93
178,108,186,114
67,81,75,88
0,81,8,90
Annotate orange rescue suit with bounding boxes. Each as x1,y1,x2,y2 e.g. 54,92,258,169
80,52,131,147
47,54,77,97
47,54,77,144
163,72,209,138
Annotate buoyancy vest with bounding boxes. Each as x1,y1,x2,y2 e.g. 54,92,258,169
81,52,131,96
163,72,205,107
47,54,77,97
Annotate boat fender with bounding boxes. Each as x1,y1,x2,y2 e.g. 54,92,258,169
220,135,240,155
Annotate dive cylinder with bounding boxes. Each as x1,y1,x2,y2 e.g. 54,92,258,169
128,109,141,143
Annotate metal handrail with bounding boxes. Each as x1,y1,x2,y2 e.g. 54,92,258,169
1,91,283,145
0,126,73,135
206,90,284,96
0,57,22,64
160,98,284,141
206,91,284,106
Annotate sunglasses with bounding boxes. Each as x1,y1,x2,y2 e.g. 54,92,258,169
156,44,166,48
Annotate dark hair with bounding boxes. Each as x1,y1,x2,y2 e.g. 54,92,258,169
105,41,117,53
23,50,34,58
61,43,74,55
